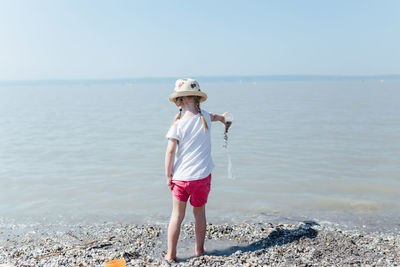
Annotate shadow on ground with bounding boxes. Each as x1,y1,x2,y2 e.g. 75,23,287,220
176,221,319,262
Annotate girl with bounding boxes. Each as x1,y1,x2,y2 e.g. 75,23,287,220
165,78,228,261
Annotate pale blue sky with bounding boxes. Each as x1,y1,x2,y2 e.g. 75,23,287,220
0,0,399,80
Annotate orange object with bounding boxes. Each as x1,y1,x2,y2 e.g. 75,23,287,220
105,259,126,267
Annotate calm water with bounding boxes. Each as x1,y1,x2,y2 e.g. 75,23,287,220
1,80,399,227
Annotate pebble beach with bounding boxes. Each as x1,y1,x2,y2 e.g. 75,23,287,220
1,220,399,266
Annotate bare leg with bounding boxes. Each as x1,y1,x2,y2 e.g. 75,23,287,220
165,197,187,261
193,205,206,256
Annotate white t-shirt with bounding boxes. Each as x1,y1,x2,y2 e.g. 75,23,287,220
166,109,214,181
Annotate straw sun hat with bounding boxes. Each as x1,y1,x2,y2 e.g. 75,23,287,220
169,78,207,103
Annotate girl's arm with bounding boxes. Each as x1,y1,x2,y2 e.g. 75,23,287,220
165,138,177,186
210,112,229,125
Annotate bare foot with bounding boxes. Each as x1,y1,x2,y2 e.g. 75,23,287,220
164,254,176,262
195,245,205,257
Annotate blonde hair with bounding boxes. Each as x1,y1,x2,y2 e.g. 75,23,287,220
171,96,208,130
195,96,209,130
171,97,183,126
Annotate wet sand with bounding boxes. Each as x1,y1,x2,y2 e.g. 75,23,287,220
1,220,399,266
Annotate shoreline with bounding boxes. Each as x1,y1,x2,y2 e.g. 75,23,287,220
1,220,399,266
2,208,400,234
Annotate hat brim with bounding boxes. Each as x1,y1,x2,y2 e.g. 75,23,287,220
169,91,207,103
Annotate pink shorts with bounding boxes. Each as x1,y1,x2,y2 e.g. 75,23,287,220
171,174,212,207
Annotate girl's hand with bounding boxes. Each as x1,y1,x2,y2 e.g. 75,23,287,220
166,175,173,187
222,112,230,126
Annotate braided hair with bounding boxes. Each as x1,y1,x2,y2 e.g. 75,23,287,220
194,96,208,130
171,97,183,126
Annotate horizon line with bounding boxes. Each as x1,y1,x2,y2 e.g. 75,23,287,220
1,74,399,85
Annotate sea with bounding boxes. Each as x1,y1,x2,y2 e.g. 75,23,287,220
1,77,399,231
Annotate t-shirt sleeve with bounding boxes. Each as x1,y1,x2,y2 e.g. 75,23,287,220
166,122,180,141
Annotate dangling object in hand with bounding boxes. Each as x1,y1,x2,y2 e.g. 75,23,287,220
223,113,233,148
